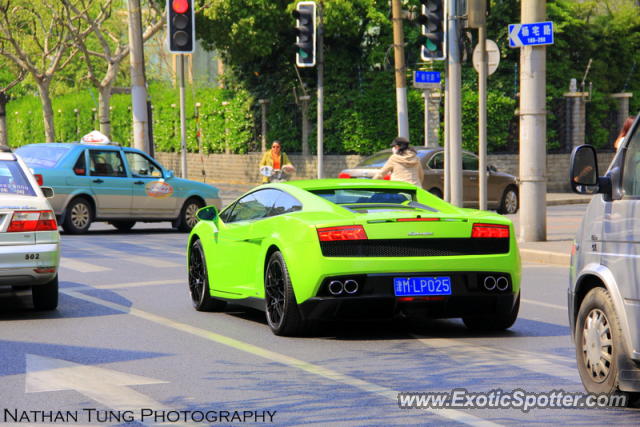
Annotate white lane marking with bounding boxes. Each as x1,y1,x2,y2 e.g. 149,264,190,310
63,279,183,292
522,298,565,311
61,289,501,427
60,258,110,273
25,354,167,411
77,243,182,268
413,336,578,383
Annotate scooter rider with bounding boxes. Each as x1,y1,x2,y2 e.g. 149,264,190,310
259,140,295,183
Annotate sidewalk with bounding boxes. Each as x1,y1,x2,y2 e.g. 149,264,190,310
216,183,589,268
510,193,591,267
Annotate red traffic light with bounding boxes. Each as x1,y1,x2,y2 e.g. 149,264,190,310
172,0,189,14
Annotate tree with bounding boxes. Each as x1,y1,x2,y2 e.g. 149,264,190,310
0,62,24,146
0,0,81,142
62,0,165,138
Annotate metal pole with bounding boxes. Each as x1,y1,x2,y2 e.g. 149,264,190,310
300,95,311,156
179,55,188,179
316,2,324,179
423,90,429,147
444,65,450,202
259,99,268,152
447,0,463,207
519,0,547,241
127,0,149,153
478,24,488,211
391,0,409,138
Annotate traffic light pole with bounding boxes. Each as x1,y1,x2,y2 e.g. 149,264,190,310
519,0,547,241
316,2,324,179
478,23,488,211
447,0,463,207
391,0,409,139
178,55,188,179
128,0,150,153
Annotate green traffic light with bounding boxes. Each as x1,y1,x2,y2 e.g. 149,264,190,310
426,39,437,52
299,50,309,58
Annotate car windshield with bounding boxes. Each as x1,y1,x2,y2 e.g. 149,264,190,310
16,145,71,169
0,160,36,196
311,188,416,205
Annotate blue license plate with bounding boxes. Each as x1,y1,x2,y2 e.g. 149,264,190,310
394,276,452,297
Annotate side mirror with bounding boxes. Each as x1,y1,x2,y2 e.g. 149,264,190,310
165,170,175,179
196,205,218,221
41,186,55,198
570,145,601,194
488,165,498,173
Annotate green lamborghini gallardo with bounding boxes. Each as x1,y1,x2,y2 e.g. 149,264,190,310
187,179,521,336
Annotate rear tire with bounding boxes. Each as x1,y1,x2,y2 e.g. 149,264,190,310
110,221,136,232
264,251,306,336
188,239,226,312
498,186,519,214
63,198,92,234
176,198,204,232
463,293,520,331
32,275,58,310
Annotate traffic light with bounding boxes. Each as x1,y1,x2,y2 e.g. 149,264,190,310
292,2,316,67
167,0,195,53
418,0,447,61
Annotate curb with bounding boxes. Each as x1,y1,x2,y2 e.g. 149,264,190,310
546,198,591,206
520,249,570,267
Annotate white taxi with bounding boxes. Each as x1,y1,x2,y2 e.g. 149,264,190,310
0,145,60,310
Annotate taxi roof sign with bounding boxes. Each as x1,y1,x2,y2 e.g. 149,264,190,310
80,130,114,145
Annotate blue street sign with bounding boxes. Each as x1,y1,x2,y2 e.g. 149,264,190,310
414,71,441,84
508,21,554,48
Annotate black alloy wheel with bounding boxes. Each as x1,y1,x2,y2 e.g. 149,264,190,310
188,239,225,312
264,251,305,336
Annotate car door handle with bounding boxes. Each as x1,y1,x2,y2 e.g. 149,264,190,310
134,181,145,185
92,179,104,184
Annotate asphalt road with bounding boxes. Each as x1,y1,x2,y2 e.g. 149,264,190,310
1,214,639,426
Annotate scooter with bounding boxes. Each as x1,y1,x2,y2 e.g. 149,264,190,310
259,165,291,183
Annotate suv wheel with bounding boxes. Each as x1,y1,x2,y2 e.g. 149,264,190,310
575,287,627,394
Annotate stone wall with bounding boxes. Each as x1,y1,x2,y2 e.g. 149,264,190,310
155,151,617,192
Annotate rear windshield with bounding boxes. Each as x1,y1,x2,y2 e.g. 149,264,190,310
358,150,430,168
311,188,416,205
16,145,71,169
0,160,36,196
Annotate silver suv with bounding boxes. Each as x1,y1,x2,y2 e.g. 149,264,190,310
570,115,640,396
0,146,60,310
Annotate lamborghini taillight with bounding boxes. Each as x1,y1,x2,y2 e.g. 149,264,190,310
471,223,509,238
317,225,368,242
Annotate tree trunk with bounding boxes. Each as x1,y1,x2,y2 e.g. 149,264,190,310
36,80,56,142
0,93,8,147
98,85,112,138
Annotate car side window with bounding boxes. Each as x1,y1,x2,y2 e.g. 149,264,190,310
272,192,302,216
89,150,126,177
462,153,479,171
224,189,280,223
428,152,444,170
622,126,640,197
125,152,163,178
73,152,86,176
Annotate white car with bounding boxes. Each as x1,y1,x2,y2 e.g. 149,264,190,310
0,146,60,310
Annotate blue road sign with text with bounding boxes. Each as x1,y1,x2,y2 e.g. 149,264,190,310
414,71,441,84
508,21,554,48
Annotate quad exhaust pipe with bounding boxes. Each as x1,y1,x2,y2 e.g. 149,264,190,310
483,275,509,292
328,279,359,296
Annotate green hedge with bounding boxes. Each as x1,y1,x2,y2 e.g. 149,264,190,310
6,84,254,153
